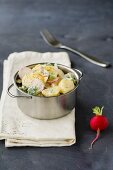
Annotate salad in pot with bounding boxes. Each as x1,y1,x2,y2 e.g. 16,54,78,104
16,63,77,97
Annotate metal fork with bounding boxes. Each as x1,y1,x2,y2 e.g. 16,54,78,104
40,29,110,68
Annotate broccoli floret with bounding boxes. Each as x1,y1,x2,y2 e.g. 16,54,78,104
28,86,39,96
49,72,57,80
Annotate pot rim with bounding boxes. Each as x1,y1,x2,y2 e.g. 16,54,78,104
13,63,82,98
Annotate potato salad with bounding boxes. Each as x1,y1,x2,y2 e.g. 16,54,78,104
16,64,77,97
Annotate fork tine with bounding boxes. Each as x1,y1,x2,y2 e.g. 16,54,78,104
40,29,60,47
40,29,57,41
41,30,51,40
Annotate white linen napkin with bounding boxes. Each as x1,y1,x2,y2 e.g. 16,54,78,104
0,51,76,147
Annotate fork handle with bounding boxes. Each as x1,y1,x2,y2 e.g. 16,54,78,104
60,45,110,68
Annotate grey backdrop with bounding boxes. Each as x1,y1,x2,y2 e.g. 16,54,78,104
0,0,113,170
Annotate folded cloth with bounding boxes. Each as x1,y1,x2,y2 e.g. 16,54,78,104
0,51,76,147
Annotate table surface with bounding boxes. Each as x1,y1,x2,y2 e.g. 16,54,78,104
0,0,113,170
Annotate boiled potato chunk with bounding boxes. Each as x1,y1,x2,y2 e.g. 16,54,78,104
22,73,45,89
59,78,75,94
32,72,46,83
42,86,60,97
22,74,34,88
57,69,64,78
32,64,49,83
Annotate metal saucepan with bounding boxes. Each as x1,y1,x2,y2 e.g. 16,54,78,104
7,63,83,119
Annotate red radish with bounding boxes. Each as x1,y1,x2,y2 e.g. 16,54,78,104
89,106,109,149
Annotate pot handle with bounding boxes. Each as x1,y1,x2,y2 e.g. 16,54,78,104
7,83,32,98
73,69,83,80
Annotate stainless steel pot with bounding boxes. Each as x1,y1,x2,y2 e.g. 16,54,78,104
7,63,83,120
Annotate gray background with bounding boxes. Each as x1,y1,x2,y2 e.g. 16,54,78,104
0,0,113,170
